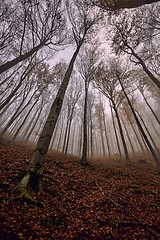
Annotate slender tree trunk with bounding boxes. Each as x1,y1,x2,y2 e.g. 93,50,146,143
0,41,45,75
112,102,130,164
110,104,122,159
0,86,32,136
102,109,111,158
136,110,160,154
127,45,160,89
139,89,160,125
22,113,38,142
78,126,83,157
121,118,135,156
98,108,106,156
62,118,70,153
89,107,94,159
56,119,65,151
0,95,18,120
70,123,76,155
81,83,89,164
118,76,160,172
24,105,44,143
65,116,73,154
128,118,146,155
12,97,40,142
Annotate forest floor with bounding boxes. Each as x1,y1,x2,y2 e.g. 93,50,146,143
0,139,160,240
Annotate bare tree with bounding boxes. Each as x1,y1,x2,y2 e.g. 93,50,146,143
111,14,160,88
94,64,131,164
13,0,102,201
111,59,160,172
77,46,100,164
0,0,66,75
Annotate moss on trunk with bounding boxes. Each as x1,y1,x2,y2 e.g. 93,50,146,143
12,172,44,207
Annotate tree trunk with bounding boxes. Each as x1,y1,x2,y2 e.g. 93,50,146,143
65,116,73,154
0,41,45,75
102,109,111,158
81,83,89,164
62,118,70,153
128,45,160,89
139,89,160,125
113,103,130,164
89,107,94,159
12,97,39,142
98,108,106,156
110,104,122,159
24,104,44,144
121,118,135,157
128,118,147,155
118,76,160,172
136,110,160,154
13,45,82,196
0,85,33,137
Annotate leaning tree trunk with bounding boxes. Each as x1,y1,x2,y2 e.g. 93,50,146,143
110,104,122,159
13,45,82,198
118,76,160,172
127,45,160,89
121,117,135,157
112,101,131,165
136,110,160,154
0,41,46,75
139,89,160,125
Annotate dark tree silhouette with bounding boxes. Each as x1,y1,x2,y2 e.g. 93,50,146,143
91,0,159,11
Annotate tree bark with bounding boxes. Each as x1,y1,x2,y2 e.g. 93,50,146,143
13,45,82,195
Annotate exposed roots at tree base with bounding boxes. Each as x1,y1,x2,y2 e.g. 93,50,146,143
11,173,44,208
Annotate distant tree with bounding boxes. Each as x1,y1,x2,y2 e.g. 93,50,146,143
87,92,96,159
94,63,131,164
77,46,100,164
111,59,160,172
93,97,111,159
0,58,44,111
62,79,82,154
119,95,149,155
110,102,122,158
136,77,160,125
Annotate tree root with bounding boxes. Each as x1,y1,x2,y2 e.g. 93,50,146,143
12,184,44,208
